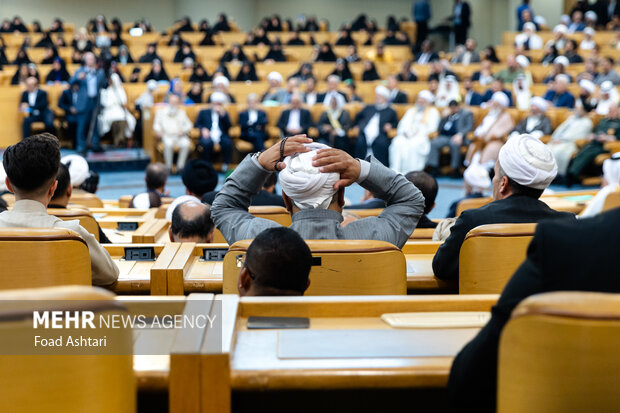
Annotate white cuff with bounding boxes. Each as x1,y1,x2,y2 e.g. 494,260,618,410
356,159,371,183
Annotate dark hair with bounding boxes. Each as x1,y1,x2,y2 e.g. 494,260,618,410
182,159,218,197
405,171,438,214
605,56,615,65
145,163,169,191
51,163,70,201
170,201,215,241
245,227,312,294
498,166,544,199
567,39,578,49
80,171,99,194
3,133,60,193
263,173,277,190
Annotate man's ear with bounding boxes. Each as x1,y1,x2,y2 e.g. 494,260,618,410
48,180,58,199
5,178,13,194
206,230,214,243
66,185,72,199
238,268,252,296
168,227,175,242
337,188,345,207
282,192,293,213
500,176,511,196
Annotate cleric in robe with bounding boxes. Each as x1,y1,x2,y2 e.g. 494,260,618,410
353,85,398,167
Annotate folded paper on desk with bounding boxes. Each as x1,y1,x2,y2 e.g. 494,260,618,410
381,312,491,329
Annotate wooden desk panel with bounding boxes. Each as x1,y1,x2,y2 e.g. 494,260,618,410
105,243,180,294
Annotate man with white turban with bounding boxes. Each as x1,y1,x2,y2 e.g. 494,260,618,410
580,153,620,217
509,96,552,140
434,134,577,282
568,103,620,185
195,91,233,171
580,27,596,50
446,160,490,218
547,101,593,177
208,75,235,104
515,22,543,50
549,24,568,50
578,78,598,112
466,91,515,169
211,135,425,248
60,154,90,189
389,90,440,173
262,71,288,104
353,85,399,166
153,93,193,172
98,73,136,146
595,80,619,115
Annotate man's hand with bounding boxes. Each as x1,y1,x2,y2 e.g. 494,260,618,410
201,128,210,139
257,134,312,171
383,123,393,133
451,133,463,145
312,148,361,190
78,72,86,80
70,107,77,114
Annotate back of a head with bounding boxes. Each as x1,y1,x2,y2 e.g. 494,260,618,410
278,143,339,210
51,163,70,202
245,227,312,296
170,201,214,242
182,159,217,197
145,162,168,191
405,171,438,214
498,134,557,199
3,133,60,196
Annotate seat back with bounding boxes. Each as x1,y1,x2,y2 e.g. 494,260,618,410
0,228,91,289
456,197,492,216
498,292,620,413
69,193,104,208
0,286,135,413
48,208,100,241
459,224,536,294
223,239,407,295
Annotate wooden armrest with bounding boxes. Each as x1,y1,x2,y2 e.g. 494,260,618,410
575,138,589,148
189,128,200,139
229,126,241,139
347,128,359,138
308,127,319,139
595,153,611,165
603,141,620,154
267,126,281,139
539,135,551,144
387,129,397,139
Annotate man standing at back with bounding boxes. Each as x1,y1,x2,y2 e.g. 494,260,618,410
212,136,424,248
433,134,576,282
0,133,118,286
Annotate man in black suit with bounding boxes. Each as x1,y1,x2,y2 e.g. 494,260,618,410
481,78,514,107
427,100,474,174
386,75,408,104
239,93,268,151
353,85,399,167
433,135,576,282
276,93,313,137
415,39,440,64
20,77,55,138
317,75,348,104
449,207,620,412
195,91,232,170
453,0,471,46
462,77,484,106
58,78,89,149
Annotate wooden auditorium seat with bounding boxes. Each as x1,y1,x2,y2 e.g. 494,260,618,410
0,228,91,289
0,285,135,413
48,208,101,241
498,291,620,413
456,197,492,216
222,239,407,295
459,223,536,294
602,188,620,212
69,192,104,208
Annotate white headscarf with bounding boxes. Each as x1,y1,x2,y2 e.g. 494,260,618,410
499,134,557,190
61,154,90,187
279,142,339,209
603,153,620,185
0,163,6,192
463,162,491,192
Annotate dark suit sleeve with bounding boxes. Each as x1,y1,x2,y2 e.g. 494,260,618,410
58,91,71,112
317,112,329,128
302,109,313,129
33,91,49,112
221,113,231,133
258,111,268,126
541,116,553,135
432,212,476,281
20,92,27,104
276,110,287,131
341,110,352,130
239,111,249,128
459,111,474,135
513,119,526,134
387,109,398,128
195,111,208,129
448,223,547,413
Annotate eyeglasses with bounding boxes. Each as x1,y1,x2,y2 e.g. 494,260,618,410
236,254,255,279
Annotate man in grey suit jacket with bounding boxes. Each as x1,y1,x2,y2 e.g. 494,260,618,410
427,101,474,174
211,135,425,248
